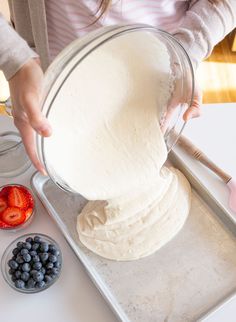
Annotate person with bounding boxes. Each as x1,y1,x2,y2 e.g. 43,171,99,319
0,0,235,174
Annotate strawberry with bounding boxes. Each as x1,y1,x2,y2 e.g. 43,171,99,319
0,186,11,198
19,187,34,208
25,208,33,221
0,219,11,229
2,207,26,226
0,197,7,214
8,187,29,210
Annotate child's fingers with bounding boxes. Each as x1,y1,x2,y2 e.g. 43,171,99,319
14,118,47,175
183,82,202,121
21,91,52,137
183,100,201,121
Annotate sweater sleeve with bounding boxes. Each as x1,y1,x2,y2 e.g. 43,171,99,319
173,0,236,68
0,13,38,80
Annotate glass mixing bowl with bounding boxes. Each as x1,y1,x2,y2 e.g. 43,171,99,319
37,24,194,193
0,131,31,177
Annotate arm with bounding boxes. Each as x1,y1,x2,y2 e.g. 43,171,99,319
0,13,51,174
173,0,236,68
0,13,37,80
173,0,236,121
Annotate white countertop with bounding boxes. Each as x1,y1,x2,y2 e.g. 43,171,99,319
175,103,236,322
0,181,118,322
183,103,236,178
0,103,236,322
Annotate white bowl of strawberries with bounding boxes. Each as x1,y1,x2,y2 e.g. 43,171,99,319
0,184,35,230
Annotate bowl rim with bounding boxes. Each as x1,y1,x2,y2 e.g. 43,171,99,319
0,184,36,230
1,232,62,294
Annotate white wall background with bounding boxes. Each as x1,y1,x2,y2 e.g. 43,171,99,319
0,0,10,20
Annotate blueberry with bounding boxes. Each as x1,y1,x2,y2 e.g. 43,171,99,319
52,250,60,257
50,274,57,280
54,261,61,269
49,244,56,252
15,279,25,289
44,275,52,283
40,242,49,252
18,264,23,271
46,269,58,279
33,271,44,282
26,278,36,288
32,243,40,251
40,267,46,275
26,237,33,243
32,255,40,263
22,263,31,272
30,269,38,276
46,262,54,269
48,255,57,263
22,253,31,263
11,255,17,262
21,272,30,282
20,248,29,256
8,268,15,275
51,267,59,275
33,262,42,270
50,250,60,257
12,248,20,256
23,242,32,250
11,275,17,282
15,270,21,279
8,260,18,270
36,281,45,288
29,250,37,257
16,255,24,264
16,241,24,250
34,236,42,243
49,245,60,256
40,252,49,262
46,269,52,275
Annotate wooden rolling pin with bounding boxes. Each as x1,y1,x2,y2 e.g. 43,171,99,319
177,135,232,184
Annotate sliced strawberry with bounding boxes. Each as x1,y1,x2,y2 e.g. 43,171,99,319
0,186,11,198
0,197,7,214
0,219,12,229
25,208,33,221
19,187,34,208
8,187,29,210
2,207,26,226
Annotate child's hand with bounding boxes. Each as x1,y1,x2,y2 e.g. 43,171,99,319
9,58,52,174
160,80,202,135
183,82,202,121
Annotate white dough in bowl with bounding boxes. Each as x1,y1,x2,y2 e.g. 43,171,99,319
44,31,191,260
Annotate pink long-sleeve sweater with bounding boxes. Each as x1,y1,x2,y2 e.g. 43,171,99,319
0,0,236,79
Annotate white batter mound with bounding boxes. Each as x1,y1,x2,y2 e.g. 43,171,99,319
45,31,191,261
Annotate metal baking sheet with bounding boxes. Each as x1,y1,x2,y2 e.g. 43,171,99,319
31,162,236,322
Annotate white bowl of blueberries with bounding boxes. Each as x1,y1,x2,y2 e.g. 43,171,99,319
1,233,62,293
